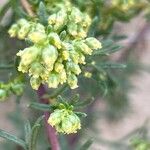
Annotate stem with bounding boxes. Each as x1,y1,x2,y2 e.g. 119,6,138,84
37,85,60,150
118,22,150,61
20,0,34,17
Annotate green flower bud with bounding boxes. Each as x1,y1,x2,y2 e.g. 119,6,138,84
54,62,64,73
48,73,60,88
68,22,78,37
66,62,81,75
35,23,45,33
82,13,91,28
48,14,57,25
54,10,67,30
61,113,81,134
62,50,69,60
29,62,44,78
48,33,62,49
0,89,7,101
67,73,78,89
77,26,87,38
85,37,102,49
30,77,41,90
78,52,86,64
84,72,92,78
48,108,81,134
8,24,18,38
69,7,82,23
17,19,28,26
18,23,31,40
42,45,58,71
69,50,79,64
74,42,92,55
28,31,47,44
17,46,40,67
48,109,65,126
18,62,29,73
59,68,67,84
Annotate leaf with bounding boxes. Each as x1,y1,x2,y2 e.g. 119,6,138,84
0,129,27,150
75,112,87,118
37,2,48,25
29,116,44,150
24,120,31,145
29,102,51,111
94,63,126,69
69,94,80,105
0,64,14,69
74,97,95,108
93,40,123,55
79,139,93,150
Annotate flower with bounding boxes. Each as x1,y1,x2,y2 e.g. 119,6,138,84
8,5,102,90
48,108,81,134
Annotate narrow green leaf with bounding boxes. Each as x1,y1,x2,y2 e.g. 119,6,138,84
75,112,87,118
0,64,14,69
24,120,31,145
37,2,48,25
29,116,44,150
0,129,27,150
29,102,51,111
75,97,94,108
94,63,127,69
79,139,93,150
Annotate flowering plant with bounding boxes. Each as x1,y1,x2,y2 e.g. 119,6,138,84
0,0,149,150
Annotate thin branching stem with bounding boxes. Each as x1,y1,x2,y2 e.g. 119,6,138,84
37,85,60,150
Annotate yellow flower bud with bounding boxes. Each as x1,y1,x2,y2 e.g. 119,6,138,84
69,50,79,64
84,72,92,78
48,108,81,134
48,73,60,88
68,23,78,37
29,62,44,78
62,50,69,60
48,109,64,126
18,23,31,40
54,10,67,30
42,45,58,71
74,42,92,55
48,14,57,25
0,89,7,101
67,73,78,89
85,37,102,49
28,31,47,44
69,7,82,23
17,46,40,66
66,62,81,75
30,77,41,90
78,52,86,64
8,24,18,38
54,62,64,73
59,69,67,84
48,33,62,49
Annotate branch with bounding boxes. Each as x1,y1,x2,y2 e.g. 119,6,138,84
37,85,60,150
20,0,34,17
118,22,150,61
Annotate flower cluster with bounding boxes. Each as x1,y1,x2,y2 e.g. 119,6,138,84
0,79,24,101
112,0,135,10
8,6,102,90
48,108,81,134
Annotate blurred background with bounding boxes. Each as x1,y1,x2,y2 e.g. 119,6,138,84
0,0,150,150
